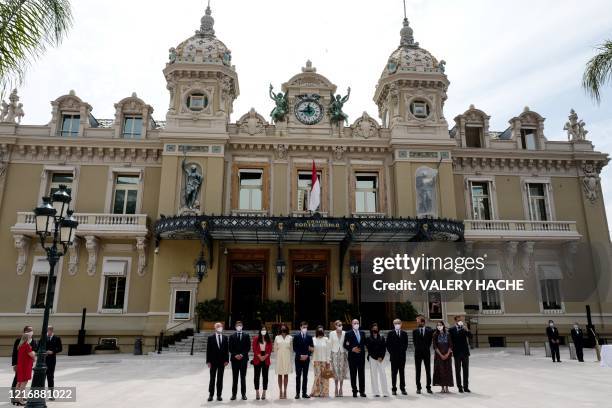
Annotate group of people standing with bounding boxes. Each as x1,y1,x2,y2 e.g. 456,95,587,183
9,325,62,406
205,314,473,402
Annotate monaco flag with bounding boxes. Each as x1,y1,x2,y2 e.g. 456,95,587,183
308,160,321,212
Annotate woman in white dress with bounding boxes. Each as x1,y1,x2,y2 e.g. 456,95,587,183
311,325,331,397
273,324,293,399
329,320,349,397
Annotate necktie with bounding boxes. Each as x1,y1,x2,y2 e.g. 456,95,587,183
355,330,360,343
421,328,424,336
396,330,400,337
239,333,241,341
217,334,220,348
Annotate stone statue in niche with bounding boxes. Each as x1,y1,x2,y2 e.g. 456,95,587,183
415,166,438,217
181,155,203,210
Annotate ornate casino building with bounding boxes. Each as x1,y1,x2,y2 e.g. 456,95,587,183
0,5,610,353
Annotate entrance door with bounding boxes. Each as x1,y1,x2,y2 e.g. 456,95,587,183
227,253,267,329
294,276,326,329
230,276,263,328
291,253,329,329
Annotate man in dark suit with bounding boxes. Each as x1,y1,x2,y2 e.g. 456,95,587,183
386,318,408,395
45,326,62,400
206,322,229,401
570,322,584,362
228,321,251,400
343,318,367,398
293,321,313,399
449,315,472,393
11,326,37,405
546,320,562,362
412,315,433,394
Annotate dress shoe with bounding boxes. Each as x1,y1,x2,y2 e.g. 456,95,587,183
295,394,301,399
464,388,471,393
416,389,421,394
230,395,237,400
242,395,247,400
217,397,223,401
458,387,464,393
375,394,380,398
207,395,214,402
392,391,397,396
302,394,310,399
426,388,433,394
360,393,367,398
401,390,407,395
353,392,358,398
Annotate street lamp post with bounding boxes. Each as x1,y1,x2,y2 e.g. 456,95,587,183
27,185,78,408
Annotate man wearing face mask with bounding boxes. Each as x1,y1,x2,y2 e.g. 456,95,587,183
448,315,472,393
343,319,367,398
229,321,251,400
570,322,584,362
293,321,314,399
412,315,433,394
207,322,229,401
546,320,561,362
386,318,408,395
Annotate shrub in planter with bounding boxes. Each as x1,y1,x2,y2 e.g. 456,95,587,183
196,299,226,329
395,300,419,327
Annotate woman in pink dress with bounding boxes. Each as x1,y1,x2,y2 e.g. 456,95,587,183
15,331,36,406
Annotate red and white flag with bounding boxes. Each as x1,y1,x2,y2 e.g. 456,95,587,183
308,160,320,212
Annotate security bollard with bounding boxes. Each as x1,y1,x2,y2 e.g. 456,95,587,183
544,341,551,357
524,341,530,355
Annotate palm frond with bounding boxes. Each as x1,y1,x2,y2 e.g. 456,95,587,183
583,40,612,104
0,0,73,97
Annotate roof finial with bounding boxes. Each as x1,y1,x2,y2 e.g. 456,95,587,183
400,1,418,47
197,0,215,37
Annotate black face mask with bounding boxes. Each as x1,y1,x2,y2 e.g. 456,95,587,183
316,330,324,337
281,329,288,334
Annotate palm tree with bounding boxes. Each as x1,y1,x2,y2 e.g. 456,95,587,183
583,40,612,104
0,0,73,95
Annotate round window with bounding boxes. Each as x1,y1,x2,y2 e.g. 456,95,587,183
187,93,208,111
410,100,430,119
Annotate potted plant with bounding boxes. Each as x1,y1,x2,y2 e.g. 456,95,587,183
395,300,419,330
196,299,226,330
261,300,292,331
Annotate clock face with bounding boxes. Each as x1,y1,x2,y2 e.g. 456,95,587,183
295,99,323,125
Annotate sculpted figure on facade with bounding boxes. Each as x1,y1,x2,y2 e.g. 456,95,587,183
564,109,588,141
415,166,438,217
182,156,203,210
240,107,266,135
352,111,379,139
269,84,288,123
582,163,600,203
329,87,351,125
0,89,24,124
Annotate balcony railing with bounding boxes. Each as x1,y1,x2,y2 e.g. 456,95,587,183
464,219,580,241
12,212,148,237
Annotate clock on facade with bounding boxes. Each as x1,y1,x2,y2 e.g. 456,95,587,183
294,95,323,125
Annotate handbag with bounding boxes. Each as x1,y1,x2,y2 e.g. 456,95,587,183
321,365,335,379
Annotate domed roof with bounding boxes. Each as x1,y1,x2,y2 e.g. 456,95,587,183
168,5,233,69
380,18,445,78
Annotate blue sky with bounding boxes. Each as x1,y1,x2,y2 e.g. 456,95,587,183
12,0,612,229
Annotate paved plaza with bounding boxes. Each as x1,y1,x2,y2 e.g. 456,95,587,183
1,347,610,407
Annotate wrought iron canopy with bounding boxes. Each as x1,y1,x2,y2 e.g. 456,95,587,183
154,213,464,245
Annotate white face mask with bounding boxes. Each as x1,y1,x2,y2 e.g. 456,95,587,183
216,327,223,333
394,324,401,330
235,326,243,332
573,325,579,330
301,327,308,334
457,321,464,327
437,326,443,331
549,323,554,327
260,330,267,336
353,324,360,331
